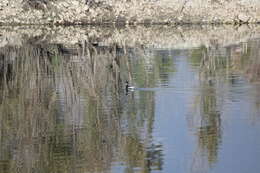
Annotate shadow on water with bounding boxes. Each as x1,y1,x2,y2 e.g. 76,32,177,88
0,25,260,173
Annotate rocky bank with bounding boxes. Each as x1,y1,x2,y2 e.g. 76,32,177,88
0,0,260,25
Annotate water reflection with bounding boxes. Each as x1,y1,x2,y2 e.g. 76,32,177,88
0,31,165,173
188,39,260,172
0,26,260,173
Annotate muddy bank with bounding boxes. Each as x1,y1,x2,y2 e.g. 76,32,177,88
0,0,260,25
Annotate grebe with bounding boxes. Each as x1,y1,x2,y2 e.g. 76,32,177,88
125,81,135,92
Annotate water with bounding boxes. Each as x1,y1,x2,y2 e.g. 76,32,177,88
0,26,260,173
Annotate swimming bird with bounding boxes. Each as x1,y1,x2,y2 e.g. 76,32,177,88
125,81,135,92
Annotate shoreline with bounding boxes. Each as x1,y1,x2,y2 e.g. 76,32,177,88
1,22,260,26
1,21,260,27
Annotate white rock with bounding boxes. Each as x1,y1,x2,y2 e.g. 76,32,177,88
238,14,249,22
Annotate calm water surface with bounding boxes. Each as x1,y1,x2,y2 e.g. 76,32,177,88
0,27,260,173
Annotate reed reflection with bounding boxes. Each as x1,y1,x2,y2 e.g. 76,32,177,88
0,35,163,173
189,38,260,172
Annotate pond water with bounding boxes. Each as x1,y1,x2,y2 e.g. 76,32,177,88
0,26,260,173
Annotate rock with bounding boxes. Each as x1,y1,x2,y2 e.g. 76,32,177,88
238,14,250,23
0,0,260,24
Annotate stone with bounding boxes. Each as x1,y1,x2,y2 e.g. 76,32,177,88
238,14,250,23
0,0,259,24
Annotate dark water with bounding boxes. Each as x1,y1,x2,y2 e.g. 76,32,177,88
0,27,260,173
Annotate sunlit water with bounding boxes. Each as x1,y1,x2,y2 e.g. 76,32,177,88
0,27,260,173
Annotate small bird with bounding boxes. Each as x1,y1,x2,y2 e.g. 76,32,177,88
125,81,135,93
